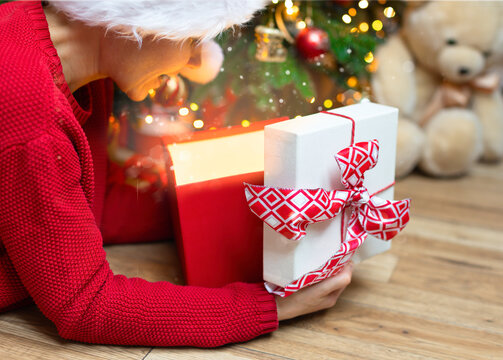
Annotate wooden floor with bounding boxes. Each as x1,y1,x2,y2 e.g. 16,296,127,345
1,161,502,360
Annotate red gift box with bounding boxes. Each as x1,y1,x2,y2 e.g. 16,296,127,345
166,118,286,287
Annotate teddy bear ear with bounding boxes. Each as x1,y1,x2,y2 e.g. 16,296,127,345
402,0,431,23
403,0,430,9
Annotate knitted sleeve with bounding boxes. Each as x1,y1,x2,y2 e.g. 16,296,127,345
0,133,278,347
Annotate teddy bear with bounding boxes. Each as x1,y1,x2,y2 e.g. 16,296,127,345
371,1,503,178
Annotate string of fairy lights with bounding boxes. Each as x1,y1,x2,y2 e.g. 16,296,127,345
136,0,398,131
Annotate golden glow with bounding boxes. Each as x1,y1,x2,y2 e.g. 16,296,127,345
309,97,316,104
148,89,156,97
384,7,396,18
323,99,333,108
359,22,369,32
241,120,251,127
190,102,199,111
294,115,302,118
168,131,265,186
296,20,307,30
372,20,383,31
348,8,357,16
285,0,293,8
358,0,369,9
145,115,154,124
336,93,345,103
347,76,358,88
367,57,379,72
364,51,374,63
286,5,299,16
179,107,190,116
350,27,358,33
354,92,362,101
193,119,204,129
271,0,278,3
342,14,352,24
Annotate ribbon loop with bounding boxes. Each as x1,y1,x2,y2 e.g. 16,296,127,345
358,197,411,241
244,184,349,241
335,139,379,188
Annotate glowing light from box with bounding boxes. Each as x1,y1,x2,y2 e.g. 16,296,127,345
272,0,278,3
148,89,156,97
145,115,153,124
350,27,358,33
372,20,383,31
347,76,358,88
364,51,374,63
342,14,351,24
323,99,333,108
384,7,396,18
336,93,345,103
309,97,316,104
296,20,306,30
179,107,190,116
359,22,369,32
294,115,302,118
285,0,293,9
193,119,204,129
190,103,199,111
348,8,356,16
358,0,369,9
241,120,250,127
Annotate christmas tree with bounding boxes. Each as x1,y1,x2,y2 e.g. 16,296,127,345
114,0,405,134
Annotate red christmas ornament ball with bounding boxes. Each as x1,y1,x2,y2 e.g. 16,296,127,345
332,0,353,7
296,27,329,60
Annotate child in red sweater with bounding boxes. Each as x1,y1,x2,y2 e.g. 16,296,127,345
0,1,352,347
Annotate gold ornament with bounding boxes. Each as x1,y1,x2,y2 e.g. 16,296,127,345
254,25,287,63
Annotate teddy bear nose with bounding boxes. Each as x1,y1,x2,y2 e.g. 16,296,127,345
459,67,470,76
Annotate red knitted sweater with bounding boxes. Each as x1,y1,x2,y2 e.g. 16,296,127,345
0,1,278,347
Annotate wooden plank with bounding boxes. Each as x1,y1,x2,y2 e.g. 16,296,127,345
352,252,398,283
305,302,503,360
394,163,503,232
343,278,502,335
390,234,503,276
242,318,436,360
390,251,503,306
146,345,291,360
403,216,503,252
105,241,185,284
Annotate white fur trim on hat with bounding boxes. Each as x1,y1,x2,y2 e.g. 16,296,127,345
49,0,268,43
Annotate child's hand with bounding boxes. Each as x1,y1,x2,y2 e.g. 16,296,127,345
275,263,353,321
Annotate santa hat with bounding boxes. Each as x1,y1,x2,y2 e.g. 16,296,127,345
49,0,268,43
49,0,267,84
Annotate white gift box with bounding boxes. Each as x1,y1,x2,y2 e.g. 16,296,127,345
263,102,398,287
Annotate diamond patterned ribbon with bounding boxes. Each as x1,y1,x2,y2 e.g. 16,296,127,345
244,140,410,297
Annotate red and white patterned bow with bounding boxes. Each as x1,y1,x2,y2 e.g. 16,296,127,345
244,140,410,297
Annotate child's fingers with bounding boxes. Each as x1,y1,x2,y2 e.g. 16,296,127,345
311,264,353,296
